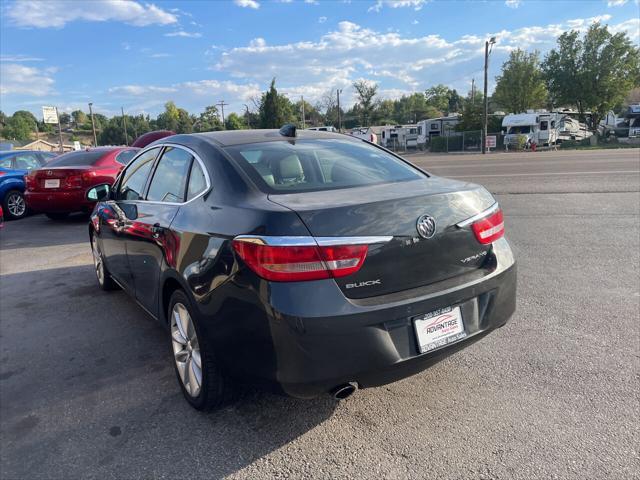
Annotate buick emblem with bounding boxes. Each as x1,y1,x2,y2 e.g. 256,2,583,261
416,214,437,239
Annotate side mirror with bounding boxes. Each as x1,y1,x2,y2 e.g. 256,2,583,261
87,184,111,202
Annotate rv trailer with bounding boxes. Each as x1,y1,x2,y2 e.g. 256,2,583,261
502,111,561,147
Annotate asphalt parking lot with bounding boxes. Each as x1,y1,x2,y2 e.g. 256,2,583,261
1,148,638,479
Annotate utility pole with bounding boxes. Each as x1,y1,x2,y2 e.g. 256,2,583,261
121,107,129,146
217,100,228,129
55,107,64,153
89,102,98,147
471,78,475,106
337,89,343,132
301,95,306,129
482,37,496,154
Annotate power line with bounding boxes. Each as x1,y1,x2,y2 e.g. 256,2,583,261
217,100,229,129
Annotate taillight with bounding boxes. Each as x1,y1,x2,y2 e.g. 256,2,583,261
232,239,368,282
471,208,504,244
0,171,6,176
65,174,83,188
25,173,34,189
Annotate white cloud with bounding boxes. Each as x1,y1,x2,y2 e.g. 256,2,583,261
0,54,43,62
234,0,260,8
319,16,327,23
6,0,178,28
607,0,627,6
164,31,202,38
108,80,261,114
149,53,172,58
610,17,640,41
368,0,429,13
0,63,55,96
505,0,521,8
210,15,639,108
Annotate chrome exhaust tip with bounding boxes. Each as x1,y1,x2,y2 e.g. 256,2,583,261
331,382,357,400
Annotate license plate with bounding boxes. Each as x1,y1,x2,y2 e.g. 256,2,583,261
44,179,60,188
414,306,466,354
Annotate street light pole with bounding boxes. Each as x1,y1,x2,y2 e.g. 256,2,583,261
301,95,305,129
482,37,496,155
243,104,251,128
88,102,97,147
121,107,129,146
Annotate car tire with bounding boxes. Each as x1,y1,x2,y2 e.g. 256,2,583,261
91,232,118,291
168,289,235,411
3,190,27,220
45,212,69,220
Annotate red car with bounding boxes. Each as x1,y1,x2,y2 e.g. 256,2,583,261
25,147,138,219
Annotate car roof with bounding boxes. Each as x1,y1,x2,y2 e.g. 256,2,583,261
163,129,352,148
0,150,52,157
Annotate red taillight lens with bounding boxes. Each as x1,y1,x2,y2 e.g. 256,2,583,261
471,209,504,244
0,171,6,176
25,173,35,189
65,174,83,188
232,240,368,282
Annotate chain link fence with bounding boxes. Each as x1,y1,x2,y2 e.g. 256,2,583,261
381,131,507,153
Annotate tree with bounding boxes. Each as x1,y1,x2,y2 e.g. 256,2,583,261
177,108,195,134
259,78,294,128
448,89,463,114
1,111,37,141
71,110,87,128
225,112,246,130
156,101,180,132
542,22,640,130
195,105,222,132
425,84,454,113
59,112,71,127
493,49,547,114
352,80,378,126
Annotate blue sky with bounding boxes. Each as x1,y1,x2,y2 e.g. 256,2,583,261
1,0,638,119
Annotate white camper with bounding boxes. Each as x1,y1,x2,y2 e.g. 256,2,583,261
306,126,337,132
502,111,560,147
380,125,419,149
417,115,460,147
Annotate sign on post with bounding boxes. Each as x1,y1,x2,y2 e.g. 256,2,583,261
485,135,497,150
42,106,58,124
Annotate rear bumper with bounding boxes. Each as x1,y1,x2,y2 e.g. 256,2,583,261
209,237,517,399
24,190,94,213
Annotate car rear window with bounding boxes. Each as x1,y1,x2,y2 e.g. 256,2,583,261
224,139,424,193
46,150,107,167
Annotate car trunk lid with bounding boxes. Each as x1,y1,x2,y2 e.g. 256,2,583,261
268,177,497,298
27,166,94,191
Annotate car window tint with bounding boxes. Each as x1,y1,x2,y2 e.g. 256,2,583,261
186,160,207,200
119,147,160,201
47,150,106,166
146,147,192,203
14,153,41,170
115,149,138,165
225,139,423,193
0,157,12,169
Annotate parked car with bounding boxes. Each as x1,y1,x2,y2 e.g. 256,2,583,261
87,127,517,410
132,130,175,148
25,147,138,219
0,150,57,219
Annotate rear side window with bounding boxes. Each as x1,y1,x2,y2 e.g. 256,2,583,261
186,160,207,201
115,149,138,165
0,156,12,169
224,139,423,193
146,147,192,203
14,153,42,170
118,147,160,201
47,150,106,167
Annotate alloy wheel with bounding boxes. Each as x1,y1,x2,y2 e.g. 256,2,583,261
91,236,104,285
7,193,25,218
171,303,202,397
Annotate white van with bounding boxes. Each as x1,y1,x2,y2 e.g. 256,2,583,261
307,126,337,132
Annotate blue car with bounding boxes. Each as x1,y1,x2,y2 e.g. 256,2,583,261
0,150,57,219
